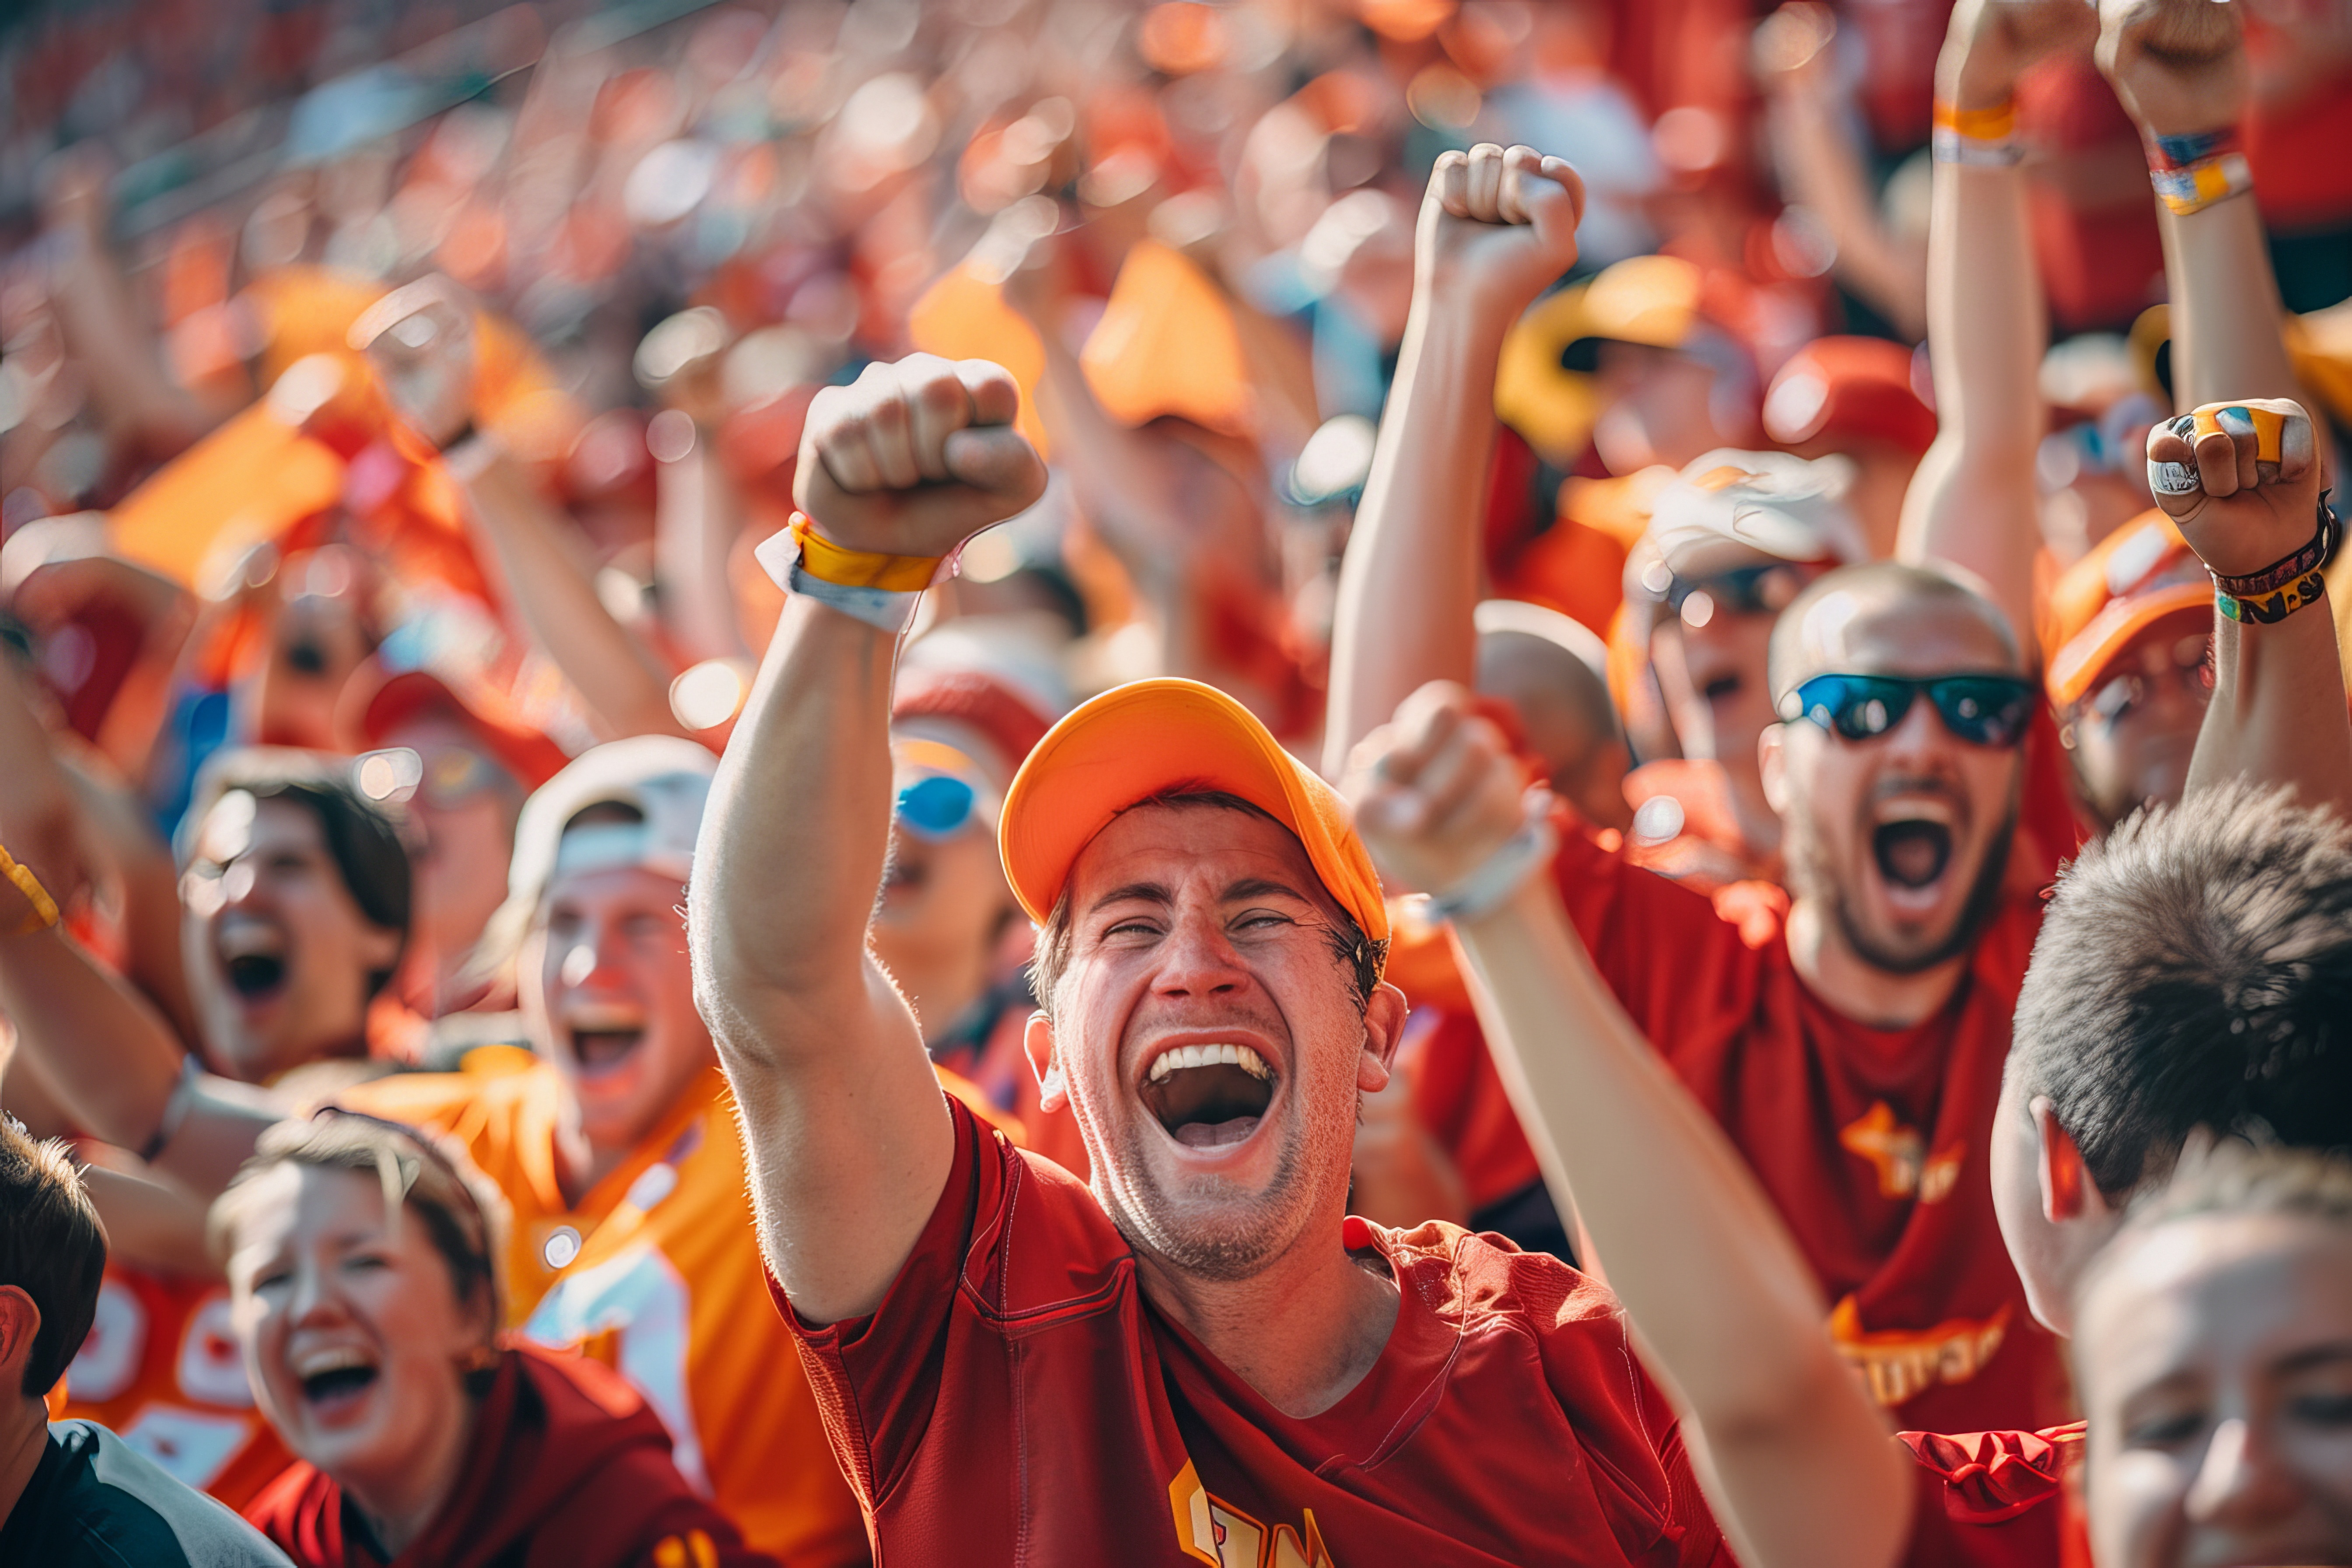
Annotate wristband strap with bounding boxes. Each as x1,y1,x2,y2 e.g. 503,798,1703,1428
2145,126,2251,215
2210,491,2341,598
138,1057,203,1165
752,525,930,633
1427,806,1561,924
2216,567,2328,626
789,512,944,592
1932,100,2023,166
0,843,60,935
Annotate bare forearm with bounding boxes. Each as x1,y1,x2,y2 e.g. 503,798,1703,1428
1451,881,1908,1568
79,1164,220,1279
460,450,688,739
2162,199,2307,431
1767,95,1926,340
0,928,190,1150
654,432,751,664
1323,300,1503,775
1898,160,2043,641
692,596,954,1320
2190,606,2352,815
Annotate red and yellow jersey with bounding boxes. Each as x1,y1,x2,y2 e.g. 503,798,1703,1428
338,1046,1016,1566
59,1266,291,1511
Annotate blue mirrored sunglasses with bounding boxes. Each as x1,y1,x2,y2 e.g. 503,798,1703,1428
894,774,980,841
1780,673,2036,749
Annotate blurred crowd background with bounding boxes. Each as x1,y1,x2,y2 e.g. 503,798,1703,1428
4,0,2348,833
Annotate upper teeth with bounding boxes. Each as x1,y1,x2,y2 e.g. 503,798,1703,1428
1148,1044,1271,1083
217,922,286,960
293,1346,371,1379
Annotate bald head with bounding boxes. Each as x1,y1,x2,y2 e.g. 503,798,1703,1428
1767,561,2022,705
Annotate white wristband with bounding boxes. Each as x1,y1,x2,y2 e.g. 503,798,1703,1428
752,528,927,633
1427,804,1560,924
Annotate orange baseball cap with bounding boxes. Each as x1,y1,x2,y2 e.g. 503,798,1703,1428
2041,509,2213,709
999,678,1390,954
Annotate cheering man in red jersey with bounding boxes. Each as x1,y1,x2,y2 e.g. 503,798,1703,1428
692,186,1910,1568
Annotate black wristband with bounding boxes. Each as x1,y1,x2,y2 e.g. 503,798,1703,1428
2209,490,2340,598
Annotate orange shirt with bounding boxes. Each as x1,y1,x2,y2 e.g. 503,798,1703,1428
59,1266,292,1512
339,1046,1015,1567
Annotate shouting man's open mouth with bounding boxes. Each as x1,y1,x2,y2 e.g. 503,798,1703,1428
1139,1043,1277,1150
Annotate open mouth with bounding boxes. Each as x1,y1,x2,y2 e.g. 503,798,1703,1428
1139,1044,1276,1150
294,1348,379,1413
217,920,290,1002
567,1024,645,1080
1701,674,1741,704
1872,820,1953,890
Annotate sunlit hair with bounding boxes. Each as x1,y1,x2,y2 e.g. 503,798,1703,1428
2011,782,2352,1200
209,1110,511,1365
0,1116,106,1397
1027,788,1387,1020
2077,1140,2352,1312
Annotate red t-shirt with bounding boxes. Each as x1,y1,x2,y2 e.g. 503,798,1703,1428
776,1097,1729,1567
1898,1424,2090,1568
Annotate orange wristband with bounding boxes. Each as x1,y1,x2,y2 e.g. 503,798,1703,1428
0,844,60,935
789,513,944,593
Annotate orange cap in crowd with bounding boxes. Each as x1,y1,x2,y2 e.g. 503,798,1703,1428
1000,677,1390,953
2041,509,2213,710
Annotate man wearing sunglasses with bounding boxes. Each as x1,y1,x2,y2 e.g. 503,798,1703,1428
1326,121,2090,1451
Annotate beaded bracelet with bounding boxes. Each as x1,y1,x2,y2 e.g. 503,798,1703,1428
2146,125,2252,216
1932,100,2023,167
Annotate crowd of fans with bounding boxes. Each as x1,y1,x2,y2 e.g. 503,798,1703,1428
0,0,2349,1563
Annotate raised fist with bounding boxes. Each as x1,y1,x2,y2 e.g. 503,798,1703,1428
1938,0,2097,109
2145,398,2325,583
793,354,1048,560
1416,144,1586,329
2096,0,2247,136
349,275,478,451
1344,682,1541,901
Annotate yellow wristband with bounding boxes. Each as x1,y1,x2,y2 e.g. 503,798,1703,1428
790,513,944,593
0,844,61,935
1932,99,2017,141
2189,403,2286,465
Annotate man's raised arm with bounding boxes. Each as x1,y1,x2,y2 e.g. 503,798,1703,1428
2094,0,2352,815
689,355,1045,1325
1321,144,1584,777
1343,687,1910,1568
1897,0,2095,648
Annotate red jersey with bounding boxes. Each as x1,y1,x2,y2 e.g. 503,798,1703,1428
777,1096,1728,1567
1538,789,2077,1439
247,1342,772,1568
1898,1424,2090,1568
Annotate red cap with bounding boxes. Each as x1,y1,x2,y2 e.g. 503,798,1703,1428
1763,336,1938,456
338,665,570,791
893,668,1055,783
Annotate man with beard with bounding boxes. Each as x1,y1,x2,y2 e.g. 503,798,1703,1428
690,294,1925,1559
1330,131,2076,1447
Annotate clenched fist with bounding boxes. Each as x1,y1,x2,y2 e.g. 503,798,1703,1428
2097,0,2247,136
1344,682,1544,902
1416,144,1586,330
2145,398,2326,583
794,354,1049,560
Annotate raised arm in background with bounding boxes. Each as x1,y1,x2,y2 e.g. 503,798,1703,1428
1755,4,1928,343
0,659,279,1196
689,355,1046,1325
1343,685,1910,1568
2094,0,2351,814
352,277,689,743
1321,144,1585,777
1896,0,2097,651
